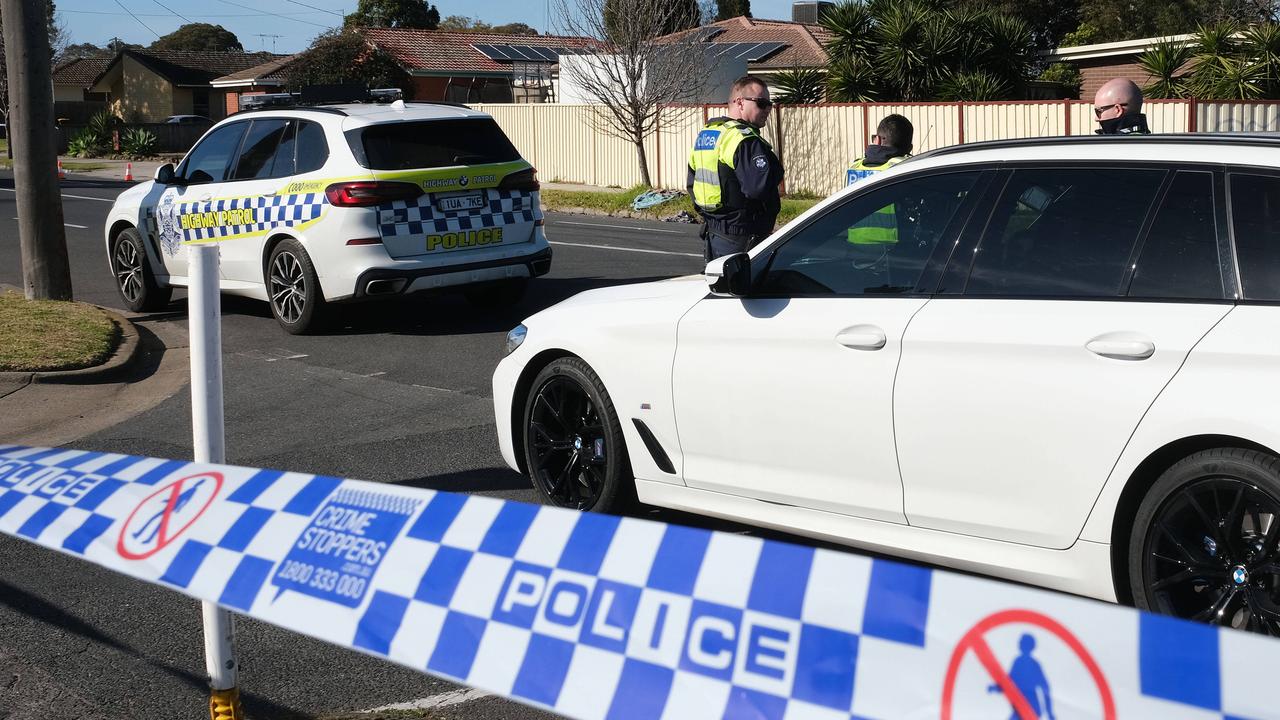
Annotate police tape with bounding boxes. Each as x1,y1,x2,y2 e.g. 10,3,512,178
0,444,1272,719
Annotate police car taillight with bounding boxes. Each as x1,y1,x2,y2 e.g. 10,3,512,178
325,181,422,207
499,168,539,192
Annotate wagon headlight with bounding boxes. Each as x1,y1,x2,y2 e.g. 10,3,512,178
504,324,527,357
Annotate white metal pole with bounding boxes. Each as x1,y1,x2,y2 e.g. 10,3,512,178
189,244,240,707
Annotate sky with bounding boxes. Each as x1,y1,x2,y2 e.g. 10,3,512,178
60,1,802,54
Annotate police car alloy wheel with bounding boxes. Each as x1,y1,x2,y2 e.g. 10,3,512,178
1130,449,1280,634
268,239,325,334
111,228,172,312
522,358,634,512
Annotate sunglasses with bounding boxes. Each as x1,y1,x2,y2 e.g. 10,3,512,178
1094,102,1128,118
740,96,773,109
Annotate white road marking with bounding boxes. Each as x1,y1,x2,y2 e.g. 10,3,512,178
361,688,491,712
9,218,87,228
550,240,701,258
550,219,685,234
0,187,115,203
265,353,308,362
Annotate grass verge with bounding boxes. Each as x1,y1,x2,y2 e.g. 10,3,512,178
541,184,820,227
0,291,118,372
61,161,111,172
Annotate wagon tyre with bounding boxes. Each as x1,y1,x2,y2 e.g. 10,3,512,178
522,357,635,513
267,239,326,334
1130,448,1280,635
111,227,171,312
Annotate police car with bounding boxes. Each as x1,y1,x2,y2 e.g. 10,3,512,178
104,89,550,333
495,133,1280,634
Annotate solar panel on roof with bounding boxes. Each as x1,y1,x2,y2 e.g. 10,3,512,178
746,42,787,61
472,43,508,60
529,46,560,61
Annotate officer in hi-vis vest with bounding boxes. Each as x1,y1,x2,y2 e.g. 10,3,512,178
846,114,914,246
687,76,784,261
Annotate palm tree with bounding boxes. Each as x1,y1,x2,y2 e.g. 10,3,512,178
1241,23,1280,97
1137,40,1194,98
819,0,1032,102
771,68,827,104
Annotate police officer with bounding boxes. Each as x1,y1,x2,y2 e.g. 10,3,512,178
1093,78,1150,135
847,114,914,187
687,76,784,260
846,114,913,246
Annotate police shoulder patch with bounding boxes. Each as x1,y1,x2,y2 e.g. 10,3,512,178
753,155,768,170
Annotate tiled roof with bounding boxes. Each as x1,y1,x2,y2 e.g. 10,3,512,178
52,57,113,86
360,27,598,74
212,54,300,84
665,16,832,70
107,49,287,86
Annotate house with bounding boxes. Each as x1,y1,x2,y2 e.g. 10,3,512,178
1042,34,1197,99
669,15,834,78
88,48,286,122
211,55,300,115
51,56,113,122
52,57,113,102
360,28,598,103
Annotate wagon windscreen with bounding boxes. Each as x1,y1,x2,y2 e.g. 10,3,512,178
354,119,522,170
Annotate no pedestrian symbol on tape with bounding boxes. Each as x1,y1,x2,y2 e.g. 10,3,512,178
941,609,1116,720
116,472,222,560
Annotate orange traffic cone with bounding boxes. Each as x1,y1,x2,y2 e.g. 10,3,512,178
123,162,133,182
56,159,65,180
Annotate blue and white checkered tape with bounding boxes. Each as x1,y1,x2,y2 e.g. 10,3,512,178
0,444,1273,720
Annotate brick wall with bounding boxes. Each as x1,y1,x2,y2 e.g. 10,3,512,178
1077,58,1154,100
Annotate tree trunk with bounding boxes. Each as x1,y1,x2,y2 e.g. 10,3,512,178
1,0,71,301
634,135,652,188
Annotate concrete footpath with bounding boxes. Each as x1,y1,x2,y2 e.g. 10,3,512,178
0,303,190,448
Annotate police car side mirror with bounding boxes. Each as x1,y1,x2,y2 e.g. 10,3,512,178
705,252,751,296
154,163,177,185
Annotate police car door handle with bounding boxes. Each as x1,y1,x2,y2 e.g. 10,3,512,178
1085,333,1155,360
836,325,887,351
199,194,211,203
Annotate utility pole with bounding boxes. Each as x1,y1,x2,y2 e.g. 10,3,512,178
1,0,71,301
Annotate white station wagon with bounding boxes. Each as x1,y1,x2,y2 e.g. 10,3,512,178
104,93,550,333
494,134,1280,634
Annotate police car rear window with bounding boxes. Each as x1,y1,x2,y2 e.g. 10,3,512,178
354,119,521,170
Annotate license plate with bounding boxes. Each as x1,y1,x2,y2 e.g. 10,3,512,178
436,193,485,212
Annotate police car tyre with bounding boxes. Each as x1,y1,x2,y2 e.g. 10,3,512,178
465,279,527,309
522,357,635,513
1129,448,1280,633
267,239,326,335
111,227,172,312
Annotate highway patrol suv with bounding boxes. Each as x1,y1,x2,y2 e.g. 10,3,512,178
103,89,551,333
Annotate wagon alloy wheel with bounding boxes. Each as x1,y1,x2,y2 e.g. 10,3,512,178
270,251,307,325
114,237,144,304
1143,476,1280,634
110,228,171,312
528,376,609,509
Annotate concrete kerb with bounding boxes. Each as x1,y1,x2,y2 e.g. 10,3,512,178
0,303,142,386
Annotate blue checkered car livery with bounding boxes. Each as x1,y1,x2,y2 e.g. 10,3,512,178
0,444,1273,720
378,189,540,237
147,193,326,243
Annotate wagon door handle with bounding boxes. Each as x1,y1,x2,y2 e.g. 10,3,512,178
1086,333,1155,360
836,324,887,351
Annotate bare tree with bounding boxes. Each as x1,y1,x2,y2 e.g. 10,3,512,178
553,0,714,187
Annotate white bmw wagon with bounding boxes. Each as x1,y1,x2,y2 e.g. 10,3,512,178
104,92,550,333
494,134,1280,633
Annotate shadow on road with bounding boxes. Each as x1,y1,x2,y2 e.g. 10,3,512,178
0,578,312,719
317,274,676,337
392,466,532,493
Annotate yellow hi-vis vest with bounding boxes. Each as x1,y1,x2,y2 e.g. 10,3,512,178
689,119,767,212
846,155,908,245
